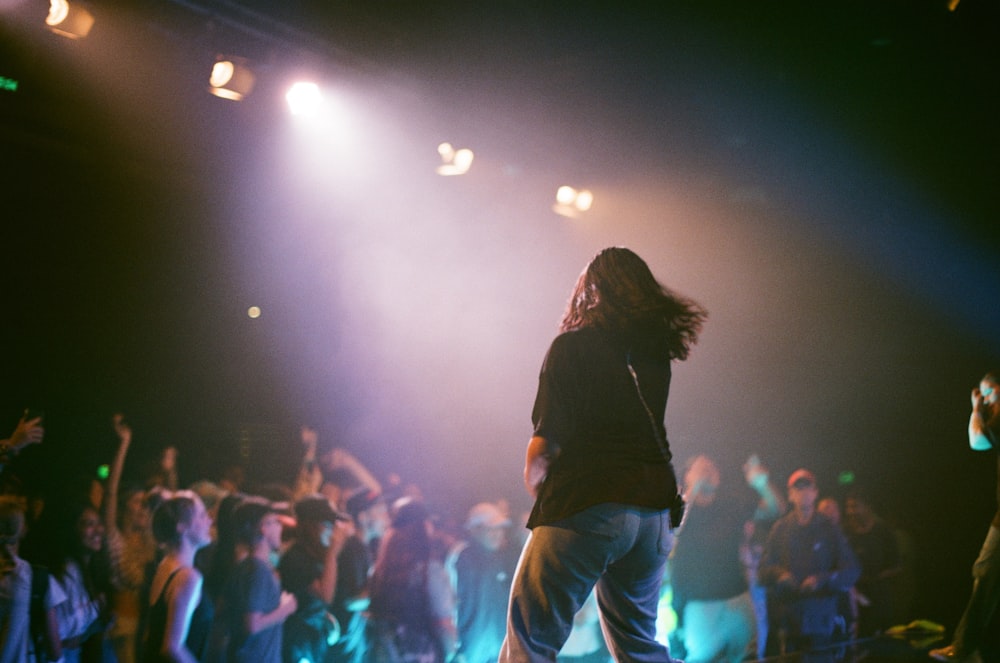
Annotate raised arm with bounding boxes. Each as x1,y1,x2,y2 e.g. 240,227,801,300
322,448,382,500
743,454,784,521
969,385,999,451
292,426,324,500
310,520,353,605
0,411,44,468
105,414,132,535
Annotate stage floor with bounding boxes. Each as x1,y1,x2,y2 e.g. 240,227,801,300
754,631,977,663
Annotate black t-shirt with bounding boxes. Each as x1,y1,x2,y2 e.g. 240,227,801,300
528,327,678,528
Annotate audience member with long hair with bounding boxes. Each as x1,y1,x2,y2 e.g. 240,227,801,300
142,491,214,663
366,497,456,663
38,497,114,663
500,247,706,662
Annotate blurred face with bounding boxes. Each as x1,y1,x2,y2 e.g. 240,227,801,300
817,498,841,525
845,497,872,529
359,503,389,541
187,497,213,548
788,480,818,512
314,521,334,548
981,379,998,405
77,507,104,552
125,491,151,531
261,513,283,551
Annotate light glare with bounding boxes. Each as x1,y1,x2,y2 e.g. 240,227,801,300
46,0,94,39
247,306,262,319
436,142,474,176
286,82,322,116
553,185,594,218
556,185,576,205
209,61,235,88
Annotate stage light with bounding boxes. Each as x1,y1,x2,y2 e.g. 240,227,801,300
286,81,321,116
46,0,94,39
553,185,594,218
208,56,256,101
436,142,474,176
247,306,261,319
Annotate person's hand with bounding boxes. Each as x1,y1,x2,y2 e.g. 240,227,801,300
279,591,298,618
9,412,44,450
301,426,318,451
330,519,354,555
972,386,984,411
112,413,132,446
743,454,769,491
161,446,177,472
800,575,821,592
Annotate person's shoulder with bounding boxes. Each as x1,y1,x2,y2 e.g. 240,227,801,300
168,566,204,599
549,327,607,354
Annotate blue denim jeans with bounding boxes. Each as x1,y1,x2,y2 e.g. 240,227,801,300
499,503,678,663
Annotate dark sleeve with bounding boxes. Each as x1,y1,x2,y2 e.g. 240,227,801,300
531,334,579,445
337,538,370,601
278,546,320,600
824,525,861,592
757,518,785,586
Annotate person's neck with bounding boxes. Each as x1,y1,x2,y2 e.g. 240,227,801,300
169,540,197,568
794,506,814,525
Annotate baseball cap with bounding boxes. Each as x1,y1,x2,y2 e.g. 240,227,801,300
787,468,817,489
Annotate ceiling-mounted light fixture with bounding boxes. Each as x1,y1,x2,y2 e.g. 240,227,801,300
208,56,256,101
46,0,95,39
436,142,474,176
553,185,594,218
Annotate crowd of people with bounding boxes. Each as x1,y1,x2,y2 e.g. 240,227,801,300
0,414,528,663
0,246,995,663
0,406,926,663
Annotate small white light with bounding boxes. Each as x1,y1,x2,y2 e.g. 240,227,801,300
209,61,235,88
556,186,577,205
453,148,474,171
436,143,474,176
247,306,262,319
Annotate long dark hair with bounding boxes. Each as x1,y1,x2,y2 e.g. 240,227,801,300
561,247,706,360
369,498,435,624
36,500,113,602
151,491,198,548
